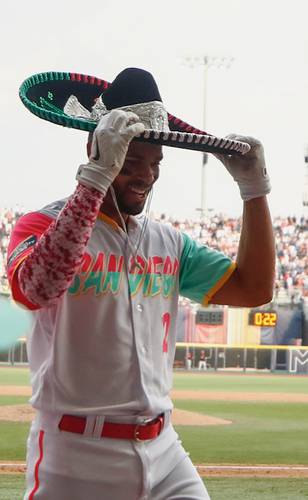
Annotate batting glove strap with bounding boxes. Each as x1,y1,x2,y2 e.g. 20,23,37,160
218,135,271,201
235,170,271,201
76,161,117,195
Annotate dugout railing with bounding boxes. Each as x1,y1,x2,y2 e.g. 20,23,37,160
174,343,308,374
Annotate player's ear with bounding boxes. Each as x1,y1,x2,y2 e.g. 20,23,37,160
87,133,93,158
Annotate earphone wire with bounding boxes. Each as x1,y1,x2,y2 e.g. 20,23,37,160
109,185,152,271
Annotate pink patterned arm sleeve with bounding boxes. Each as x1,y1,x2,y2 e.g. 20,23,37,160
18,184,104,307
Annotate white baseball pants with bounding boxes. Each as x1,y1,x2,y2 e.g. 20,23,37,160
23,411,210,499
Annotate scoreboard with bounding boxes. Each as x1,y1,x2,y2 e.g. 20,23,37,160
195,308,278,327
248,310,277,327
195,309,224,325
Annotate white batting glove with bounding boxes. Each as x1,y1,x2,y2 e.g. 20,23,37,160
215,135,271,201
76,110,145,194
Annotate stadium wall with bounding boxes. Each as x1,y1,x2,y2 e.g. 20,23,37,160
0,295,308,369
175,344,308,373
177,303,307,346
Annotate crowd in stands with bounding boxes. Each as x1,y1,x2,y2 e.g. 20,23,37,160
0,207,307,303
155,212,308,303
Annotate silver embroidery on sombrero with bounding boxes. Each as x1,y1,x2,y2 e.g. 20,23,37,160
64,94,170,133
63,94,250,154
89,95,108,121
63,95,92,119
91,97,170,132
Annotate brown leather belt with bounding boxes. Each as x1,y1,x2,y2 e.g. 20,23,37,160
58,414,165,441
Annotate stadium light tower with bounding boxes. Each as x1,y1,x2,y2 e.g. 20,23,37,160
182,55,234,218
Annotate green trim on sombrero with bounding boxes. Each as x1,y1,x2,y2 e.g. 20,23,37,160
19,71,106,132
19,70,251,155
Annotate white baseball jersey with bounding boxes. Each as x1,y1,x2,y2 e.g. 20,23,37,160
8,199,235,417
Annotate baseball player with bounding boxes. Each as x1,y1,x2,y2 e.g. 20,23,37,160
7,68,275,499
198,350,207,370
186,350,194,370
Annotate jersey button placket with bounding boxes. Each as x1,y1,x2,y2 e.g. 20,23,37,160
136,305,148,354
132,296,152,389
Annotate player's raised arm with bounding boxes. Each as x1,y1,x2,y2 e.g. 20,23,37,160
8,111,144,309
210,136,275,307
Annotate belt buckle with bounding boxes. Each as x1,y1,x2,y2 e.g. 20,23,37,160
134,418,151,442
134,416,163,442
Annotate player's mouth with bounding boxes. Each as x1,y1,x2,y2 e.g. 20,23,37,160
128,185,151,201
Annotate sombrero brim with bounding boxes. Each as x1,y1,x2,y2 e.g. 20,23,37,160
19,72,250,155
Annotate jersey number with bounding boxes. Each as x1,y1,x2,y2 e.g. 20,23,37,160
162,312,171,353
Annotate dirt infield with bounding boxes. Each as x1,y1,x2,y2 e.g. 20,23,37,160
171,390,308,403
196,465,308,478
0,386,31,396
1,462,308,477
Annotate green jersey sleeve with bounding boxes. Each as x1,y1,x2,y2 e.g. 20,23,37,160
179,232,236,305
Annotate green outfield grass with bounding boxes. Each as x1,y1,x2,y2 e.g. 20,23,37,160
174,399,308,464
206,478,308,500
0,395,29,406
1,475,308,500
0,395,30,461
173,371,308,393
0,475,26,500
0,366,30,386
0,368,307,466
0,421,28,461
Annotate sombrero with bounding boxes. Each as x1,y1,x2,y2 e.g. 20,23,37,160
19,68,250,156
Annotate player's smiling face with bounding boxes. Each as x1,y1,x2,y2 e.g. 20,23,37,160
102,141,163,220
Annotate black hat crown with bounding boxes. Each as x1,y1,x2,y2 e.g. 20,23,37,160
102,68,162,109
